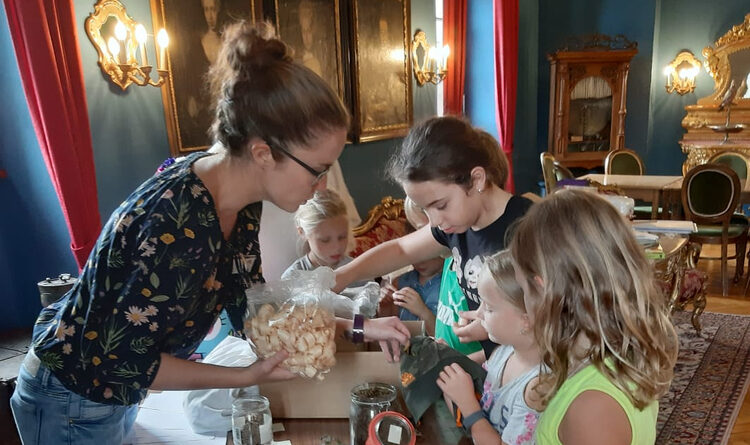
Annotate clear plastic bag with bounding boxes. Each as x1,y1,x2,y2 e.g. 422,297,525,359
283,268,380,319
244,268,338,380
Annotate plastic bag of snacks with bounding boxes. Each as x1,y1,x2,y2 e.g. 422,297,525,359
244,270,338,380
283,268,380,319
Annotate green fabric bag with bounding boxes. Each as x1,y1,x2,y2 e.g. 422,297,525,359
434,258,482,355
399,336,487,422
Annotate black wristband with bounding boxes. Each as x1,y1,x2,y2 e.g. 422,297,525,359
351,314,365,344
462,410,486,430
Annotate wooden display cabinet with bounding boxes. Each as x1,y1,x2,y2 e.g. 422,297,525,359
547,35,638,169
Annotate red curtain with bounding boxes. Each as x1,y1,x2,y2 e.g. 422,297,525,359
443,0,467,115
4,0,101,270
493,0,518,192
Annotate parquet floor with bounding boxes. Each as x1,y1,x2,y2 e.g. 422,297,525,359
694,245,750,444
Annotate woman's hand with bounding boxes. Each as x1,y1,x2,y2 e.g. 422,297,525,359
436,363,480,414
452,311,489,343
243,350,298,385
392,287,430,319
363,316,411,363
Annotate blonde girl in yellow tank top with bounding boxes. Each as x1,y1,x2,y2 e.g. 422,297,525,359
509,190,678,445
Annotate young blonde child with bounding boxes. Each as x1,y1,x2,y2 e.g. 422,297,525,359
437,250,542,445
379,198,444,335
282,189,363,282
510,189,678,445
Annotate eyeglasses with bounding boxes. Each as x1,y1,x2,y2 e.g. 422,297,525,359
270,143,329,185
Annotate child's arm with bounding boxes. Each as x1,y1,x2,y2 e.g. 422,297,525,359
558,390,631,445
392,287,436,335
334,226,445,292
436,364,506,445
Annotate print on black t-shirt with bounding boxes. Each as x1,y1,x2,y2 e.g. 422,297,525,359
431,196,533,310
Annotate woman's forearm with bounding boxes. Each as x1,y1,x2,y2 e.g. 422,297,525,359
150,353,252,390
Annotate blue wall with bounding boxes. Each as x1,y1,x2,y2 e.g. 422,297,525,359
0,1,78,329
73,0,170,220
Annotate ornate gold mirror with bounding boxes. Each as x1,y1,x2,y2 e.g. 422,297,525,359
681,14,750,172
85,0,169,90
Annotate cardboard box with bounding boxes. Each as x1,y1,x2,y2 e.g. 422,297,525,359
260,320,424,419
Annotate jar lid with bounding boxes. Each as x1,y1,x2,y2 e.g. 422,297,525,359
37,273,78,288
368,411,416,445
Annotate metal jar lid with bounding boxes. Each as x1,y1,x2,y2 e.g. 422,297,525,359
37,273,77,289
37,273,78,307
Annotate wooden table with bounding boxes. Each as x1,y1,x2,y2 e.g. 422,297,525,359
226,403,471,445
579,174,683,219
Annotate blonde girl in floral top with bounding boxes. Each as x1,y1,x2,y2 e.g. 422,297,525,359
10,22,410,445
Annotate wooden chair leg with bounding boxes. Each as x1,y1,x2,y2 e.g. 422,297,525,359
722,239,729,296
734,235,747,283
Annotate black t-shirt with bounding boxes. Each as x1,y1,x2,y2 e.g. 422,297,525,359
431,195,534,310
431,195,533,357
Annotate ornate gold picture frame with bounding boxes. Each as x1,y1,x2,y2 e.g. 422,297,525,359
350,0,412,142
151,0,258,156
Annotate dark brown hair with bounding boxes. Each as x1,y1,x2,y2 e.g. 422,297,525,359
387,116,509,189
208,21,350,157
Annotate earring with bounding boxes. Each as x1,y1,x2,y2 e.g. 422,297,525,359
477,188,483,194
520,328,529,335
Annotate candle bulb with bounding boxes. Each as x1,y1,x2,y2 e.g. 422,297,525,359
107,37,121,65
157,28,169,70
135,24,148,67
663,66,671,89
114,21,128,64
442,45,450,71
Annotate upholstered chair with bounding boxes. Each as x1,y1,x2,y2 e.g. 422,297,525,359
540,152,574,195
604,148,644,175
682,164,747,296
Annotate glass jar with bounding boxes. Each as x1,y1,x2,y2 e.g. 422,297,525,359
232,395,273,445
349,383,397,445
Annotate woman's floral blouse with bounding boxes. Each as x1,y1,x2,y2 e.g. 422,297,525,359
32,152,263,405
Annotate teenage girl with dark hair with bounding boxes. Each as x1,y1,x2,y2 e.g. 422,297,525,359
11,22,409,444
335,116,534,359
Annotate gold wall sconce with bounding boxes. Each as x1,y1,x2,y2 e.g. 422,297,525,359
663,50,701,95
412,30,449,86
85,0,169,90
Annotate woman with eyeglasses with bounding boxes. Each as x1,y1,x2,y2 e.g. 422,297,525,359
11,21,410,444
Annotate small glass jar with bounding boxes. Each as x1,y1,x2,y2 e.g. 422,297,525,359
232,395,273,445
349,383,397,445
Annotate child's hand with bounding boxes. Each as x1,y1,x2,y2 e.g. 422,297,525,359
392,287,430,318
436,363,480,413
378,282,398,317
452,311,489,343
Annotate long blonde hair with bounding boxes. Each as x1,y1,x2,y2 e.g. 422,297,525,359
510,190,678,409
294,189,349,253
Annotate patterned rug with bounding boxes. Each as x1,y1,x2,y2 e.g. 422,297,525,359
657,311,750,444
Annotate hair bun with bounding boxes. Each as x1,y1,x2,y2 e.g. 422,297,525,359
221,21,293,73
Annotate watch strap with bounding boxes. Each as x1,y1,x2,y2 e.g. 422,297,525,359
461,409,486,431
352,314,365,344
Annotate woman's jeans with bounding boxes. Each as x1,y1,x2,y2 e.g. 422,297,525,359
10,349,138,445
